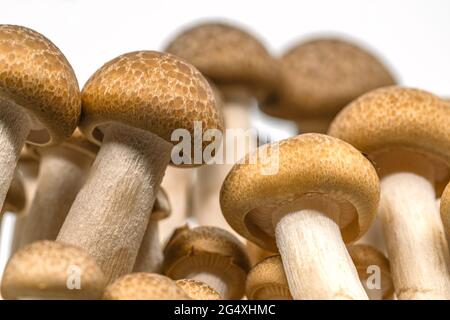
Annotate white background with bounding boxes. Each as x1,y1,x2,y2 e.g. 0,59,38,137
1,0,450,274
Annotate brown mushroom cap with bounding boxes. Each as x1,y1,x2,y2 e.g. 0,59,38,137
441,183,450,235
347,244,394,299
162,226,251,299
261,38,395,120
103,273,189,300
220,133,380,252
246,241,275,266
2,170,26,214
329,86,450,192
246,255,292,300
0,25,81,146
165,22,279,101
80,50,223,167
176,279,221,300
1,241,106,299
150,187,171,221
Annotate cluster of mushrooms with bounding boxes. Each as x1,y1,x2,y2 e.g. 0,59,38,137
0,21,449,301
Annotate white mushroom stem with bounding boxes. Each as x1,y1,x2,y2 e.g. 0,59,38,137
0,105,31,211
16,147,92,249
133,219,163,273
379,171,450,299
186,271,228,299
274,209,368,300
57,123,172,283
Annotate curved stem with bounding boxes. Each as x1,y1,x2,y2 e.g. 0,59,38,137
133,220,163,273
275,210,368,300
57,123,172,283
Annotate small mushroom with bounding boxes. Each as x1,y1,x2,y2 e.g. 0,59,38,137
220,133,380,299
176,279,221,300
329,86,450,299
162,226,251,299
15,129,98,249
0,25,81,212
261,38,395,133
103,273,189,300
246,255,292,300
1,170,25,215
133,187,171,273
1,241,106,299
56,51,223,283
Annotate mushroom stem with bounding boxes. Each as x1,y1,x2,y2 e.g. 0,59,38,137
133,220,163,273
274,210,368,300
17,147,92,249
379,171,450,299
57,123,172,282
186,272,228,299
0,105,31,210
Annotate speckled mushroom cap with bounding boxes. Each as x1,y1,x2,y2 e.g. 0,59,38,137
0,25,81,146
162,226,251,299
1,241,106,299
220,133,380,252
348,244,393,300
329,86,450,192
246,255,292,300
261,38,395,120
80,50,223,167
176,279,221,300
165,22,279,101
440,183,450,235
103,273,189,300
2,170,25,214
150,187,171,221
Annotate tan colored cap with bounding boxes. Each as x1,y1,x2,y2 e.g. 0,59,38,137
176,279,221,300
220,133,380,252
348,244,393,300
329,86,450,191
440,183,450,235
162,226,251,299
0,25,81,146
165,22,279,101
80,51,223,167
150,187,171,221
246,241,275,266
261,38,395,120
246,255,292,300
103,273,189,300
1,241,106,299
2,170,25,214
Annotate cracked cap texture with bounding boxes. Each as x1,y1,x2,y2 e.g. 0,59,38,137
176,279,221,300
0,25,81,146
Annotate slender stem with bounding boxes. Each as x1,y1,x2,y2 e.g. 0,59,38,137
16,147,92,249
187,272,228,299
275,210,368,300
57,123,172,283
133,220,163,273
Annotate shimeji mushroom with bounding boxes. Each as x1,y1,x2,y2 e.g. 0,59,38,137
246,241,275,267
162,226,251,299
348,244,393,300
133,187,171,273
261,38,395,133
176,279,221,300
15,129,98,249
166,22,279,234
1,241,106,299
440,183,450,246
246,255,292,300
103,273,190,300
329,86,450,299
56,51,223,283
0,25,81,211
220,134,380,299
1,170,25,216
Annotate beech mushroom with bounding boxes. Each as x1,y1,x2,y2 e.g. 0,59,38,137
133,187,171,273
220,133,380,299
15,129,98,249
440,182,450,241
166,22,279,234
1,241,106,299
162,226,251,299
1,170,25,215
329,86,450,299
103,273,189,300
56,51,222,283
176,279,221,300
246,240,275,267
246,255,292,300
0,25,81,211
347,244,393,300
261,38,395,133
